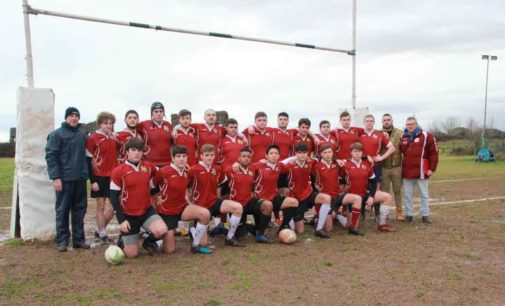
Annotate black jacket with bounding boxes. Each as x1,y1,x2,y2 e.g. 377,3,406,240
45,122,89,181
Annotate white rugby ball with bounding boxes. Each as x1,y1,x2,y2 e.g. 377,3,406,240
278,228,297,244
104,245,125,265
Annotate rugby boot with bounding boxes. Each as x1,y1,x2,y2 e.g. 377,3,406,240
348,228,364,236
224,237,245,247
315,229,331,239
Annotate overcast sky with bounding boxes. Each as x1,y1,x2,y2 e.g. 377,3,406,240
1,0,504,141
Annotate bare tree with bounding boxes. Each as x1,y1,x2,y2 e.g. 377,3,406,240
441,116,461,132
466,117,480,133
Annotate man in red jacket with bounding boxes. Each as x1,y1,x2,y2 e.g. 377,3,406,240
400,116,439,223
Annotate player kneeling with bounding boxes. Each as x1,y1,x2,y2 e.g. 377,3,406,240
189,144,245,248
339,142,395,235
155,146,214,254
110,139,168,258
226,148,273,243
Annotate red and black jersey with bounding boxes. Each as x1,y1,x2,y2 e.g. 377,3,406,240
173,126,198,166
220,135,247,169
252,162,287,201
138,120,173,166
188,162,226,208
292,132,315,157
224,166,255,206
243,127,274,163
285,159,314,201
272,128,294,160
110,160,157,216
334,127,364,159
116,129,142,164
339,159,374,197
86,130,119,177
359,130,389,160
155,164,189,215
314,133,338,158
193,123,224,155
312,160,341,197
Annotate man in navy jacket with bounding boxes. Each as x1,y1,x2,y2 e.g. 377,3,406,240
45,107,90,251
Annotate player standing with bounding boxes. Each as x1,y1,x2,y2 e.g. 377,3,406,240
138,102,173,167
117,110,142,164
173,109,198,166
86,112,118,244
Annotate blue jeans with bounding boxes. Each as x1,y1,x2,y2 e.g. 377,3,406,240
55,180,88,245
403,179,430,217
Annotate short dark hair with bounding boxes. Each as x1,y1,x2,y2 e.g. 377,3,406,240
298,118,311,127
278,112,289,118
294,142,309,153
266,144,280,154
171,145,188,156
125,138,144,151
226,118,238,126
319,120,330,128
350,142,363,152
124,109,139,119
255,111,267,119
240,147,252,154
320,144,333,152
179,109,192,117
340,111,350,119
382,113,392,118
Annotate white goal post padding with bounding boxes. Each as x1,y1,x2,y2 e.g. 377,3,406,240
338,107,370,128
11,87,55,240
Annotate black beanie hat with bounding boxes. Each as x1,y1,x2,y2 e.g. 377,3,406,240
151,101,165,114
65,107,80,119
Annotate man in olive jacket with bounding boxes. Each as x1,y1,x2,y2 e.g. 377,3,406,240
45,107,90,251
381,114,404,221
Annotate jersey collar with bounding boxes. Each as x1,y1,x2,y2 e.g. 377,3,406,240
198,161,213,172
170,163,186,176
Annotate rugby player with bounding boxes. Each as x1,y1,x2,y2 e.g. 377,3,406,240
110,138,168,257
340,142,395,234
224,148,273,243
138,102,173,167
86,112,118,244
155,145,213,254
188,144,245,247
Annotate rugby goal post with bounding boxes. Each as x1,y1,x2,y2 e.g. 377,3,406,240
13,0,360,240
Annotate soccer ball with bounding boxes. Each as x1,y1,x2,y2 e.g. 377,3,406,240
104,245,125,265
278,228,297,244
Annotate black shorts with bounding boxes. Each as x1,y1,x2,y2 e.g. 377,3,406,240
272,195,286,212
159,213,182,230
362,193,370,205
294,192,318,222
331,193,347,211
277,174,289,188
241,198,264,223
208,198,224,217
91,176,110,198
373,165,382,182
220,181,230,196
122,207,158,236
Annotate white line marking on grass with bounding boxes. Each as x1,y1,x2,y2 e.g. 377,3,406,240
389,196,505,210
431,177,500,183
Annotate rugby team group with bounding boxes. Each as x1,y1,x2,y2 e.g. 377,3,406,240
45,103,439,256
